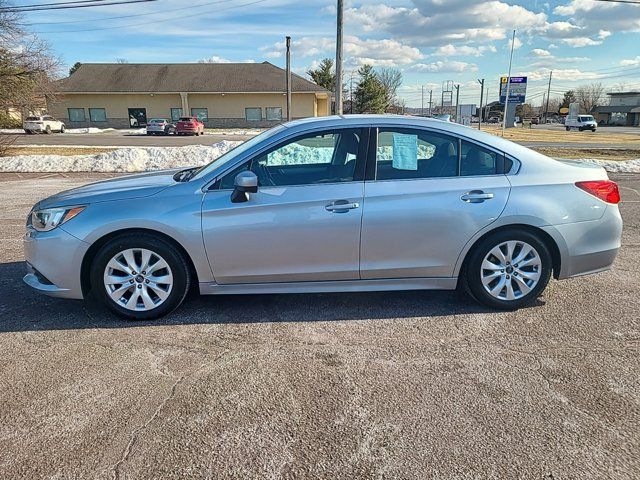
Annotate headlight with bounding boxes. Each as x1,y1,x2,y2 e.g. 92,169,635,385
30,206,85,232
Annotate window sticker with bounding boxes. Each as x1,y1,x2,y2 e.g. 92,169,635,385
392,133,418,170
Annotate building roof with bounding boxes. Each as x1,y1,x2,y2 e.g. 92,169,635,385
607,91,640,96
53,62,328,94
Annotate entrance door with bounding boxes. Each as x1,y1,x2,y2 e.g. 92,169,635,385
201,128,366,284
128,108,147,127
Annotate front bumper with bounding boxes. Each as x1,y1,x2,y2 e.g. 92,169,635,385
23,226,89,299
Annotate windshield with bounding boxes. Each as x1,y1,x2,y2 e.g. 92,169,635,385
149,118,166,123
579,115,594,122
190,125,286,181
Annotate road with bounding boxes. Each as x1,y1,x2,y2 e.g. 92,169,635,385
0,173,638,479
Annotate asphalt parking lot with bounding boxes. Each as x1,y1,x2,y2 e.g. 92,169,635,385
0,172,639,479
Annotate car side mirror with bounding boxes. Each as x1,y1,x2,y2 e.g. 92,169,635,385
231,170,258,203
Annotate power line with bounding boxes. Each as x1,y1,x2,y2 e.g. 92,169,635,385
1,0,157,13
31,0,267,33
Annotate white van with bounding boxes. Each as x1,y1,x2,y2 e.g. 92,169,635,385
565,115,597,132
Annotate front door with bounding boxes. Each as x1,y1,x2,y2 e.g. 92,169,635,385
202,128,367,284
360,127,511,279
128,108,147,127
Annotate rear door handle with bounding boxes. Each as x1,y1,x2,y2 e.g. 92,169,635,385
461,190,494,203
325,200,360,213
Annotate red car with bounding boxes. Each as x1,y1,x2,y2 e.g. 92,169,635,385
176,116,205,136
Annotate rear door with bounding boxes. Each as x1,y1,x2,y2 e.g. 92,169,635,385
201,128,367,284
360,127,511,279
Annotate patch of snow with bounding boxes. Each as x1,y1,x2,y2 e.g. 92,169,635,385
0,129,23,134
0,141,241,173
66,127,114,134
558,158,640,174
206,129,264,136
117,128,147,135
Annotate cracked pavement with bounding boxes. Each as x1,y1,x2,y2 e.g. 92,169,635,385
0,172,638,479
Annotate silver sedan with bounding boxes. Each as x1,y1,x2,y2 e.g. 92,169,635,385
23,115,622,319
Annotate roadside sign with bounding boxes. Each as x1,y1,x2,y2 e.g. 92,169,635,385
559,107,569,114
499,76,527,104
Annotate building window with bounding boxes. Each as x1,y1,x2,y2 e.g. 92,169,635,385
191,108,208,122
89,108,107,122
245,107,262,122
170,108,182,122
265,107,282,121
67,108,86,122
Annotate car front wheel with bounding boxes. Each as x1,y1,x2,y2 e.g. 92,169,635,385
464,230,552,309
90,233,191,319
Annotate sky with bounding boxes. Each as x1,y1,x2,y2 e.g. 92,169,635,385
13,0,640,107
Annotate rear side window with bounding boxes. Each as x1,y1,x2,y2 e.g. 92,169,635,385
460,140,502,176
375,128,459,180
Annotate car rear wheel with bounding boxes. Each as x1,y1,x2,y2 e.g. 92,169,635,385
565,126,570,131
464,230,552,310
60,125,65,133
90,233,191,320
45,125,52,134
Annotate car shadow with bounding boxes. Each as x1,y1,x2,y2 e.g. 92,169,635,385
0,261,541,333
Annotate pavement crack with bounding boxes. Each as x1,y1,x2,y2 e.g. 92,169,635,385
111,374,185,480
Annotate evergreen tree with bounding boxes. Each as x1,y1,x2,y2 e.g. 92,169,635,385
307,58,335,92
561,90,576,109
69,62,82,76
354,65,386,114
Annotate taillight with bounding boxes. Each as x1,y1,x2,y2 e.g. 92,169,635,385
575,180,620,204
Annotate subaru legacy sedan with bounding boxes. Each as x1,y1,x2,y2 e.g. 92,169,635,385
24,115,622,320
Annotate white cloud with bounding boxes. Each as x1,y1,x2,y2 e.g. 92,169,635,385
562,37,602,47
199,55,231,63
263,35,423,68
411,61,477,73
531,48,551,57
507,37,523,50
553,0,640,37
523,67,603,81
621,56,640,67
433,44,496,57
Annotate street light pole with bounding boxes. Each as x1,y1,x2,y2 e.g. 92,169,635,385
285,36,291,122
502,29,516,136
544,70,553,124
335,0,344,115
477,78,484,130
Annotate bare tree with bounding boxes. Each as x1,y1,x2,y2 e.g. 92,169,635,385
115,58,129,64
0,0,61,122
377,67,403,113
575,82,605,113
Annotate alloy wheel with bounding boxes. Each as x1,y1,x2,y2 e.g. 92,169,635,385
103,248,173,311
480,240,541,301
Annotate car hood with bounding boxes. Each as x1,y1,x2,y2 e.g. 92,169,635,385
36,169,182,209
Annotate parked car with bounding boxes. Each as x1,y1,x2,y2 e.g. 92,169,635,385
176,116,204,136
488,116,500,124
23,115,622,320
565,115,597,132
23,115,65,134
146,118,175,135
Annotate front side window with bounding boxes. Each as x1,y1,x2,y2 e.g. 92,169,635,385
89,108,107,122
191,108,208,122
376,128,459,180
216,129,362,188
245,107,262,122
266,107,282,121
460,140,501,176
170,108,182,121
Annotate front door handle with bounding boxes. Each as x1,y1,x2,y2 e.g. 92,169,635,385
461,190,494,203
325,200,360,213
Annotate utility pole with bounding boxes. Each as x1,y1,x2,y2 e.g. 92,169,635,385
544,70,553,124
454,84,460,123
429,89,433,116
349,71,354,114
477,78,484,130
285,36,292,122
421,85,424,116
502,29,516,136
335,0,344,115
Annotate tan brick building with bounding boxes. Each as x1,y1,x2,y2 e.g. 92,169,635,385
47,62,330,128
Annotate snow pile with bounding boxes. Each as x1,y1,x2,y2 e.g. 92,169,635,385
0,129,23,134
569,158,640,174
0,141,241,173
66,127,114,134
209,129,264,136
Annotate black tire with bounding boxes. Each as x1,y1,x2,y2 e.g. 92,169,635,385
60,124,65,133
45,125,52,134
591,128,596,132
90,233,191,320
463,229,552,310
24,129,32,134
565,126,570,131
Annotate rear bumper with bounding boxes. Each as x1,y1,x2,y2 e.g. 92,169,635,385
23,226,88,299
544,205,623,279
